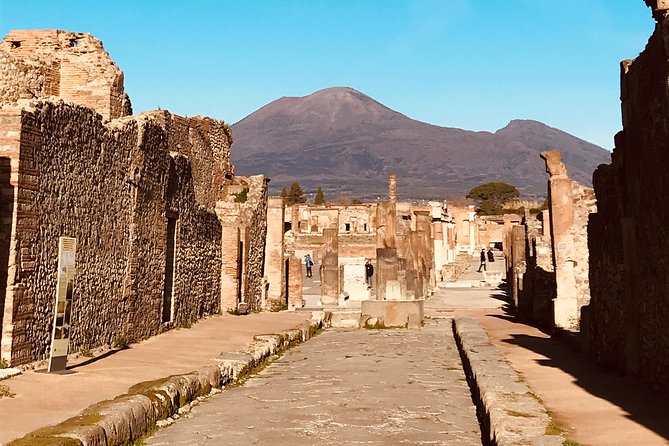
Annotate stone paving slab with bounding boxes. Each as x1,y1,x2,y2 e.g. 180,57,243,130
148,318,482,446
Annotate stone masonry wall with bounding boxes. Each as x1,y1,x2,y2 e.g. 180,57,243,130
242,176,268,311
1,101,227,365
519,214,556,329
0,51,59,104
586,3,669,392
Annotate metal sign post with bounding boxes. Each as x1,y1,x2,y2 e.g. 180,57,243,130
48,236,76,373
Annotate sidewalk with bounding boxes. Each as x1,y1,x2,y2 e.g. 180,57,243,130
429,255,669,446
0,311,313,444
460,307,669,446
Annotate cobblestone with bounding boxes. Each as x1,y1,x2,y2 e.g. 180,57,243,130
148,319,482,445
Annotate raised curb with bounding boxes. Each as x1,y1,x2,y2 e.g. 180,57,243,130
453,317,564,446
7,313,326,446
0,368,21,381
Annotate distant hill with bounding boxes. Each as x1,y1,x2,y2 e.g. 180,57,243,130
230,87,611,200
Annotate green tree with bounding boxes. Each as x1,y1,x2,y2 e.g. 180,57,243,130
233,187,248,203
280,187,288,199
351,199,363,204
466,181,520,215
286,181,307,206
314,186,325,204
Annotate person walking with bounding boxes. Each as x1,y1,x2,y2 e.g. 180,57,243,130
365,260,374,289
304,254,314,278
477,248,487,272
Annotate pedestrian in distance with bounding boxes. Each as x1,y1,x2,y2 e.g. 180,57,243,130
304,254,314,278
477,248,487,272
487,248,495,263
365,259,374,288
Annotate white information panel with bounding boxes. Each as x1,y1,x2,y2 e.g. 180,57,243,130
48,236,76,373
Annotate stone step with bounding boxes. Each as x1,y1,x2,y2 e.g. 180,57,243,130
329,310,363,329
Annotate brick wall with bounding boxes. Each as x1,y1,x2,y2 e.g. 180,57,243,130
0,30,131,120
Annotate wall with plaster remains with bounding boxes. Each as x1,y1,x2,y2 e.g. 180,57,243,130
586,3,669,392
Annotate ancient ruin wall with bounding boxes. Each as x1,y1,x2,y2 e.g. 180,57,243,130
542,151,596,330
518,213,556,328
242,176,269,311
1,101,227,364
586,4,669,391
148,112,233,208
215,175,269,312
0,30,131,120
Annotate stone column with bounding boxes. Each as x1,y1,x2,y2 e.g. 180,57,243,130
511,225,526,309
541,151,584,330
432,222,445,282
287,256,303,310
388,173,397,205
415,210,434,291
468,209,477,254
376,203,397,249
376,248,399,300
291,204,300,233
263,197,285,309
446,222,455,262
320,228,339,306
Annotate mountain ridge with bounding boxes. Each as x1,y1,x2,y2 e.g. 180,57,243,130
230,87,611,199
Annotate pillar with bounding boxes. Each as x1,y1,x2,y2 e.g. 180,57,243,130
376,248,399,300
511,225,526,309
263,197,285,309
320,228,339,306
291,204,300,233
541,151,579,329
468,209,477,254
220,225,241,312
287,256,303,310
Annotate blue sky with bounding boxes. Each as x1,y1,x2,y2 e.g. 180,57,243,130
0,1,654,149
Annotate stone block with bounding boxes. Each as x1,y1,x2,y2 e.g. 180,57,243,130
361,300,424,328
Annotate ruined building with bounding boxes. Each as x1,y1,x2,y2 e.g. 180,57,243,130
0,30,267,366
505,151,595,331
585,1,669,393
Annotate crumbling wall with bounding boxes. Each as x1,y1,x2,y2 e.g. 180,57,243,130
243,176,269,311
586,2,669,392
520,213,556,328
0,51,59,104
0,30,131,120
1,101,227,365
215,175,269,312
542,151,596,330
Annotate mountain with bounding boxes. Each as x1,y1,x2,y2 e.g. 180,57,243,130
230,87,611,199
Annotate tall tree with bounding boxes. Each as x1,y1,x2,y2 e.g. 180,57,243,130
466,181,519,215
280,187,288,199
286,181,307,206
314,186,325,204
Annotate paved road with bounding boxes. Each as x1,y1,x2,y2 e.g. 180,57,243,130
148,319,482,446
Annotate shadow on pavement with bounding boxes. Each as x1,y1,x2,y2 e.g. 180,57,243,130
502,332,669,441
69,347,129,370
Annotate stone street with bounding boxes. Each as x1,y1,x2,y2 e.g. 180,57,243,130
148,319,482,446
